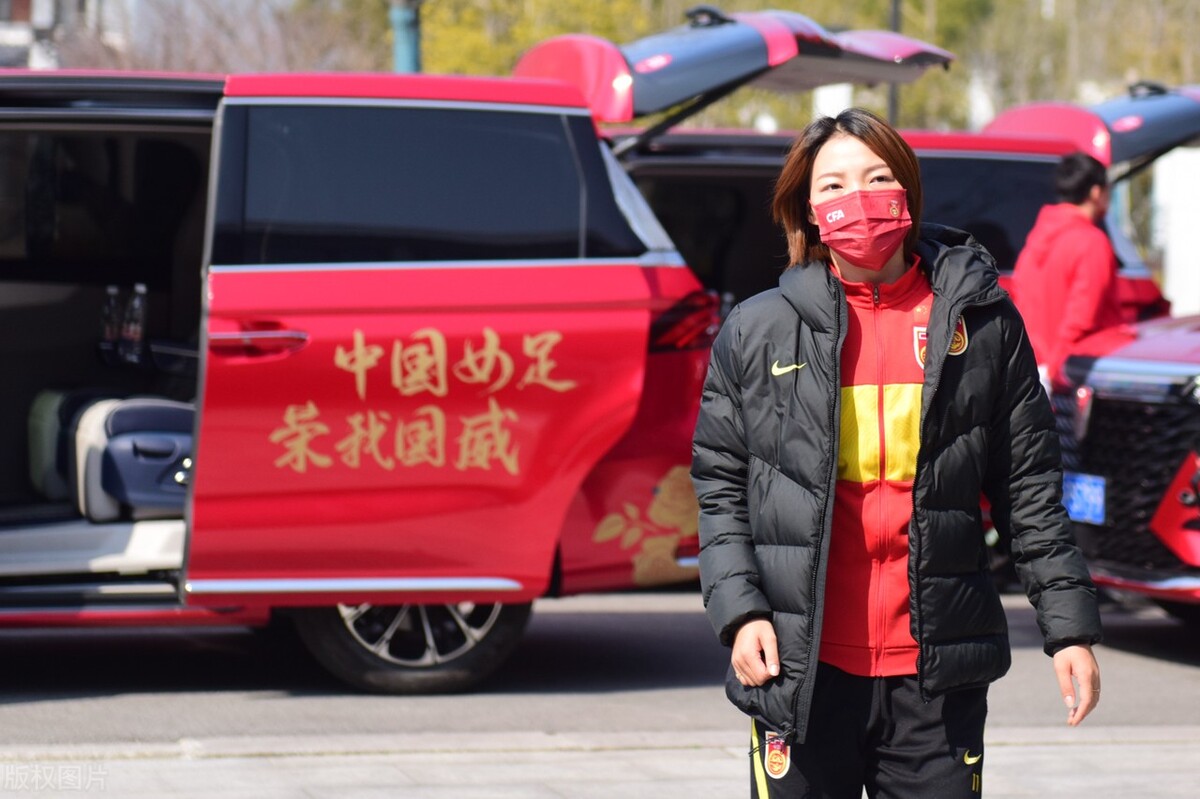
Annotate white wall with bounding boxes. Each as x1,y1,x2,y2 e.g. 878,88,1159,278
813,83,853,121
1152,147,1200,317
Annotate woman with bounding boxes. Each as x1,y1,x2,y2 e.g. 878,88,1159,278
691,108,1101,798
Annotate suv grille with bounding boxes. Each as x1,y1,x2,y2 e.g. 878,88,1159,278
1053,393,1200,572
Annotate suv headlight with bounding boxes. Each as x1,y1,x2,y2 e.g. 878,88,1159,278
1073,385,1095,443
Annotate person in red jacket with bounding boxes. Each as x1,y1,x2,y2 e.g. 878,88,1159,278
1010,152,1126,388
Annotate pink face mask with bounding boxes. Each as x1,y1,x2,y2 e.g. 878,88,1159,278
811,188,912,271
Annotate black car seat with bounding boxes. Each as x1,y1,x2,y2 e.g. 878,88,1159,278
70,397,194,522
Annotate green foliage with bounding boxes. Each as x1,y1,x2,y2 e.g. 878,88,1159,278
422,0,654,77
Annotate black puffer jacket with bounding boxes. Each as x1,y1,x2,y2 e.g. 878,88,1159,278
691,225,1101,743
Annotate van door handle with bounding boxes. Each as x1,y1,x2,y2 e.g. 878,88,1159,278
208,330,309,356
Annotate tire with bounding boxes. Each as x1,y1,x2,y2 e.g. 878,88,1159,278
1153,600,1200,627
290,601,532,694
251,610,303,646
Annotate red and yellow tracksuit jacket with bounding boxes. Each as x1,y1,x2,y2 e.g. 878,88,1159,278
819,260,939,677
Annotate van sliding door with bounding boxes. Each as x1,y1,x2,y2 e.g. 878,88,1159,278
186,93,654,608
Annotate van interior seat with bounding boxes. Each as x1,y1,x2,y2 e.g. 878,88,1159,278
71,397,194,523
28,389,69,501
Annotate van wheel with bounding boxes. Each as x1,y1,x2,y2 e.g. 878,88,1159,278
291,601,532,693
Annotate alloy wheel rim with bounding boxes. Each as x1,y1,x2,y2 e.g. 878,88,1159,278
337,602,504,667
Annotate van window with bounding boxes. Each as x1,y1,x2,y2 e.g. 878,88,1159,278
917,154,1058,272
565,116,653,259
0,129,207,287
212,104,645,265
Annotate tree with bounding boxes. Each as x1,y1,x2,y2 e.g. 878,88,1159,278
421,0,655,77
973,0,1200,112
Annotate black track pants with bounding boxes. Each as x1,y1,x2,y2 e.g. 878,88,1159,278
749,663,987,799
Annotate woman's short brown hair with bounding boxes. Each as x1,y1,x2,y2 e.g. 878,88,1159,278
772,107,923,267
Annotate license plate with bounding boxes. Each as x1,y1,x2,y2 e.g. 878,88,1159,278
1063,471,1105,525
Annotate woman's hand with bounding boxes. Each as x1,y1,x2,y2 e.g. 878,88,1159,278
1052,644,1100,726
732,619,780,686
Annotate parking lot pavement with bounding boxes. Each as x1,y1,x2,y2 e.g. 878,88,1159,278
2,591,1197,797
2,725,1199,798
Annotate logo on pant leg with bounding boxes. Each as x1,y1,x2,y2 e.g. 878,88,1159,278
764,731,790,779
962,747,983,793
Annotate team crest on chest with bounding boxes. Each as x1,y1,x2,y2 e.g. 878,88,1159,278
949,318,969,356
913,319,969,367
913,326,928,368
764,731,791,779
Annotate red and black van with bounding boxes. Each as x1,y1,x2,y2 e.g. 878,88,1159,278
0,11,950,692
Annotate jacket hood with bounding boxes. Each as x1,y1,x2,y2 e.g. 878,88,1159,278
915,223,1004,307
779,224,1003,327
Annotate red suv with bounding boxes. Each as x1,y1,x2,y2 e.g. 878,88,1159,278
3,71,700,694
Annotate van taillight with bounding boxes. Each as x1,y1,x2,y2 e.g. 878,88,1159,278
649,290,721,351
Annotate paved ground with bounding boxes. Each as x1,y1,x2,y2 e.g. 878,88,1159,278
0,591,1197,797
2,725,1198,798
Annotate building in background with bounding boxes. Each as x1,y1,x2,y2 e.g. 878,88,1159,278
0,0,38,66
0,0,135,68
14,0,352,73
1152,147,1200,317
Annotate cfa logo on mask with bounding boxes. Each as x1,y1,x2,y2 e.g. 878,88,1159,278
826,209,845,223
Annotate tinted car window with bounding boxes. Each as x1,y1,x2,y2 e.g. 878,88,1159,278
0,130,207,287
918,155,1057,272
566,116,648,258
213,104,645,265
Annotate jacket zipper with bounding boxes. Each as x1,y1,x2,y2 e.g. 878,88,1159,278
910,292,1004,699
872,283,886,674
787,276,845,742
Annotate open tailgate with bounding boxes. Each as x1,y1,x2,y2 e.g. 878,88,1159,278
513,7,953,124
985,83,1200,172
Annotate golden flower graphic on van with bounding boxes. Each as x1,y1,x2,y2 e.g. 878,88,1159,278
632,534,695,586
592,465,700,586
647,465,700,536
